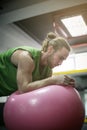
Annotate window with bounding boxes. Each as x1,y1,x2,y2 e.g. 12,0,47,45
61,15,87,37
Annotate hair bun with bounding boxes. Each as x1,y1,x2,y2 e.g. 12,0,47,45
47,32,56,40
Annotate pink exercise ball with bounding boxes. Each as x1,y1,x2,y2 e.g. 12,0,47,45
4,85,85,130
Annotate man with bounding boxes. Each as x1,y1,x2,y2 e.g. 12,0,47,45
0,32,75,96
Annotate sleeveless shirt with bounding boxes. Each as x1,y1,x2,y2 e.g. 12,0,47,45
0,46,51,96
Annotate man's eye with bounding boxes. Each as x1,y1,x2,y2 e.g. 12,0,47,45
60,57,64,60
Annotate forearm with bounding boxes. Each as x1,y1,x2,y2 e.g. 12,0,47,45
18,75,75,93
22,76,56,93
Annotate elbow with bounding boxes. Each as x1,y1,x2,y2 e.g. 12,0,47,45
18,88,25,94
18,85,28,93
18,84,33,93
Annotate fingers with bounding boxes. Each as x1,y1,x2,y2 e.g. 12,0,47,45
64,75,74,82
63,75,75,87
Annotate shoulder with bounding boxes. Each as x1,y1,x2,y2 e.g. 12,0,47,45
11,49,34,67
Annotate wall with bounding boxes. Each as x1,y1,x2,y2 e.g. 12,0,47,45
0,23,41,52
53,53,87,73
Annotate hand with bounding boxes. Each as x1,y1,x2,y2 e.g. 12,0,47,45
52,75,75,87
63,75,75,87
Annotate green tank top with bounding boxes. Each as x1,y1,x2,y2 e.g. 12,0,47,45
0,46,52,96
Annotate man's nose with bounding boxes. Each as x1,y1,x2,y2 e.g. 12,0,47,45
58,60,63,65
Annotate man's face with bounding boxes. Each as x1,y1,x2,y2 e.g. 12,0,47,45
47,47,69,68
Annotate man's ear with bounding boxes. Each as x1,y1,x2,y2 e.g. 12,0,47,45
47,45,54,53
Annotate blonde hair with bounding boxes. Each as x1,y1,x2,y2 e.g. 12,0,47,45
42,32,71,52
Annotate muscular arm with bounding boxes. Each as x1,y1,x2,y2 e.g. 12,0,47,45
11,50,75,93
11,50,56,93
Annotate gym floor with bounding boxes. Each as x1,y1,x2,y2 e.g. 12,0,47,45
0,127,7,130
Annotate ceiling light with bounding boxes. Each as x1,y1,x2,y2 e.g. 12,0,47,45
61,15,87,37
